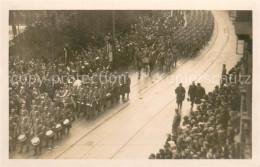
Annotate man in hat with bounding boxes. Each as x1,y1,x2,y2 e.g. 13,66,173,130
175,83,186,109
188,81,197,109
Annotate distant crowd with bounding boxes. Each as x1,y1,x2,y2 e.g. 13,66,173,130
149,60,243,159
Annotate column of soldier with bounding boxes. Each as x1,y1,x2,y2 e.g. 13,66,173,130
149,61,243,159
9,54,132,156
134,10,214,71
71,10,214,73
8,31,133,158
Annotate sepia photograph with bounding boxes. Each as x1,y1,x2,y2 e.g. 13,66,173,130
7,9,253,160
1,1,260,166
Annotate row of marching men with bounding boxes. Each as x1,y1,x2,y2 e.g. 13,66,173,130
57,72,131,119
9,101,73,156
9,72,131,156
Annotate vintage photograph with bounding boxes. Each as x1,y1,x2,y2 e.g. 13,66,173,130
8,10,252,159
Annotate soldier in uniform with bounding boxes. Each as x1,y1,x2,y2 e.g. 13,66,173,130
45,112,55,148
71,85,79,112
115,73,121,102
55,107,64,139
124,72,131,99
32,110,42,125
104,82,112,108
10,109,19,125
158,51,166,70
175,83,186,109
99,84,106,113
18,117,31,154
9,117,17,152
85,89,92,119
31,119,45,156
77,88,85,118
63,105,72,134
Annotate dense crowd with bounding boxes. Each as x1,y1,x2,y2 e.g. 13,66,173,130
149,60,243,159
67,11,214,73
9,10,215,156
9,55,131,155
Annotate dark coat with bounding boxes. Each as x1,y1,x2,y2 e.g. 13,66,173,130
172,113,181,134
175,86,185,103
188,84,197,100
196,86,206,100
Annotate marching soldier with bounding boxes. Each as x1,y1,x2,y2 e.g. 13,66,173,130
85,90,92,119
93,88,101,116
32,110,42,125
63,93,76,116
113,71,121,103
63,105,72,134
45,113,55,149
77,88,85,118
99,84,106,113
31,119,45,156
55,107,64,139
119,75,126,101
10,109,19,125
17,117,31,154
124,72,131,99
9,117,18,152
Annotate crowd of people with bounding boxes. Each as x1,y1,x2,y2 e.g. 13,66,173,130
67,10,215,74
149,60,243,159
9,10,215,157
